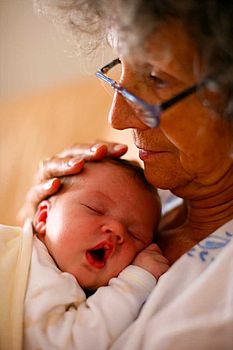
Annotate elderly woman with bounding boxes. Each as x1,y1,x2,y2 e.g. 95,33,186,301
23,1,232,349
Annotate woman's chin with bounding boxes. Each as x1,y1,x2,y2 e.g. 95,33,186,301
143,163,191,192
144,165,172,189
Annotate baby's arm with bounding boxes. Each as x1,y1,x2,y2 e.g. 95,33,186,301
24,241,169,350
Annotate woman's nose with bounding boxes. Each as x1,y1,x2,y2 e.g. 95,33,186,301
101,220,126,244
108,92,146,131
108,61,149,131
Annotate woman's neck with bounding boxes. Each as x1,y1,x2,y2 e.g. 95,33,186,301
157,181,233,264
187,185,233,235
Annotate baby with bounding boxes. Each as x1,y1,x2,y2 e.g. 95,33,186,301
0,158,169,350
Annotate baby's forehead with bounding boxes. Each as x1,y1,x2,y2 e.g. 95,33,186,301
63,160,159,203
72,162,150,189
59,161,161,226
69,161,126,183
73,161,137,182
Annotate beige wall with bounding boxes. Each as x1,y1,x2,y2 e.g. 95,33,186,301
0,0,113,98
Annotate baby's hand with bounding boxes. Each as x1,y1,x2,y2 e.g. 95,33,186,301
133,243,169,279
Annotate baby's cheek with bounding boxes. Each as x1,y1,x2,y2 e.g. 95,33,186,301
123,240,141,263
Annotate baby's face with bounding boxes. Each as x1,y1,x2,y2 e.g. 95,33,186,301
38,162,160,290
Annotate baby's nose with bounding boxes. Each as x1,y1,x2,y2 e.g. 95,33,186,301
101,220,126,244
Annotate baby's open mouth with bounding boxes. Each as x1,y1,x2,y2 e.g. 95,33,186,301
86,242,113,269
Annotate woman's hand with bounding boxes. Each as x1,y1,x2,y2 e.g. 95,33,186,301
18,142,127,223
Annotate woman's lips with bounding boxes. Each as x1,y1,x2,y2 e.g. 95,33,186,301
86,241,113,269
138,149,152,160
138,148,168,160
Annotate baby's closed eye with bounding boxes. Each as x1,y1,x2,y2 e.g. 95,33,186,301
81,203,104,215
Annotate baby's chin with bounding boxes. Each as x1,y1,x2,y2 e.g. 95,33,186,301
81,282,107,296
78,272,119,293
80,279,110,292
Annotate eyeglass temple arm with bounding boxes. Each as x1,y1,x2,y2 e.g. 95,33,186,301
101,58,121,74
161,78,210,111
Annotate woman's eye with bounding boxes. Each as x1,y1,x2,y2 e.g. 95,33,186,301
149,74,167,88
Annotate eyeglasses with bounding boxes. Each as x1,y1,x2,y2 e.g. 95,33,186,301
96,58,211,128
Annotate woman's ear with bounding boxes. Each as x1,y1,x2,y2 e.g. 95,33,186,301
33,200,51,238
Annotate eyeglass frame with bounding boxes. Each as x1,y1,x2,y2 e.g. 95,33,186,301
96,58,212,128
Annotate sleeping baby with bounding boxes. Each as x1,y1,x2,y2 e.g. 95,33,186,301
0,158,169,350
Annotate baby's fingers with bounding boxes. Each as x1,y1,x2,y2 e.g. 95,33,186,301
144,243,163,254
144,244,170,266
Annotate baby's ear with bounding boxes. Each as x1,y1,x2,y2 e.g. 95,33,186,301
33,200,51,237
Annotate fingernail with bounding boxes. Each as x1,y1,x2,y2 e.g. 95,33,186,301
44,178,56,190
90,143,105,153
113,144,127,151
67,158,83,167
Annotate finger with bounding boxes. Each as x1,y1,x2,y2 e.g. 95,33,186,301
30,178,61,210
159,261,170,273
104,142,128,158
17,178,61,223
86,142,128,159
38,157,85,181
30,177,61,203
59,142,128,160
59,140,128,157
146,243,162,254
58,142,108,160
38,141,128,183
149,249,170,265
152,255,170,266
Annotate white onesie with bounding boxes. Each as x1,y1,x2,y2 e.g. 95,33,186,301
24,235,156,350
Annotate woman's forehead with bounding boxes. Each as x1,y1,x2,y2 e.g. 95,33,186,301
150,26,197,73
118,21,199,80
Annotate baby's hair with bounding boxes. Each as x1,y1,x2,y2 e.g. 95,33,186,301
102,157,158,195
59,157,159,202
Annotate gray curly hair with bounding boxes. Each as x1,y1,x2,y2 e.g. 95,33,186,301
34,0,233,119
